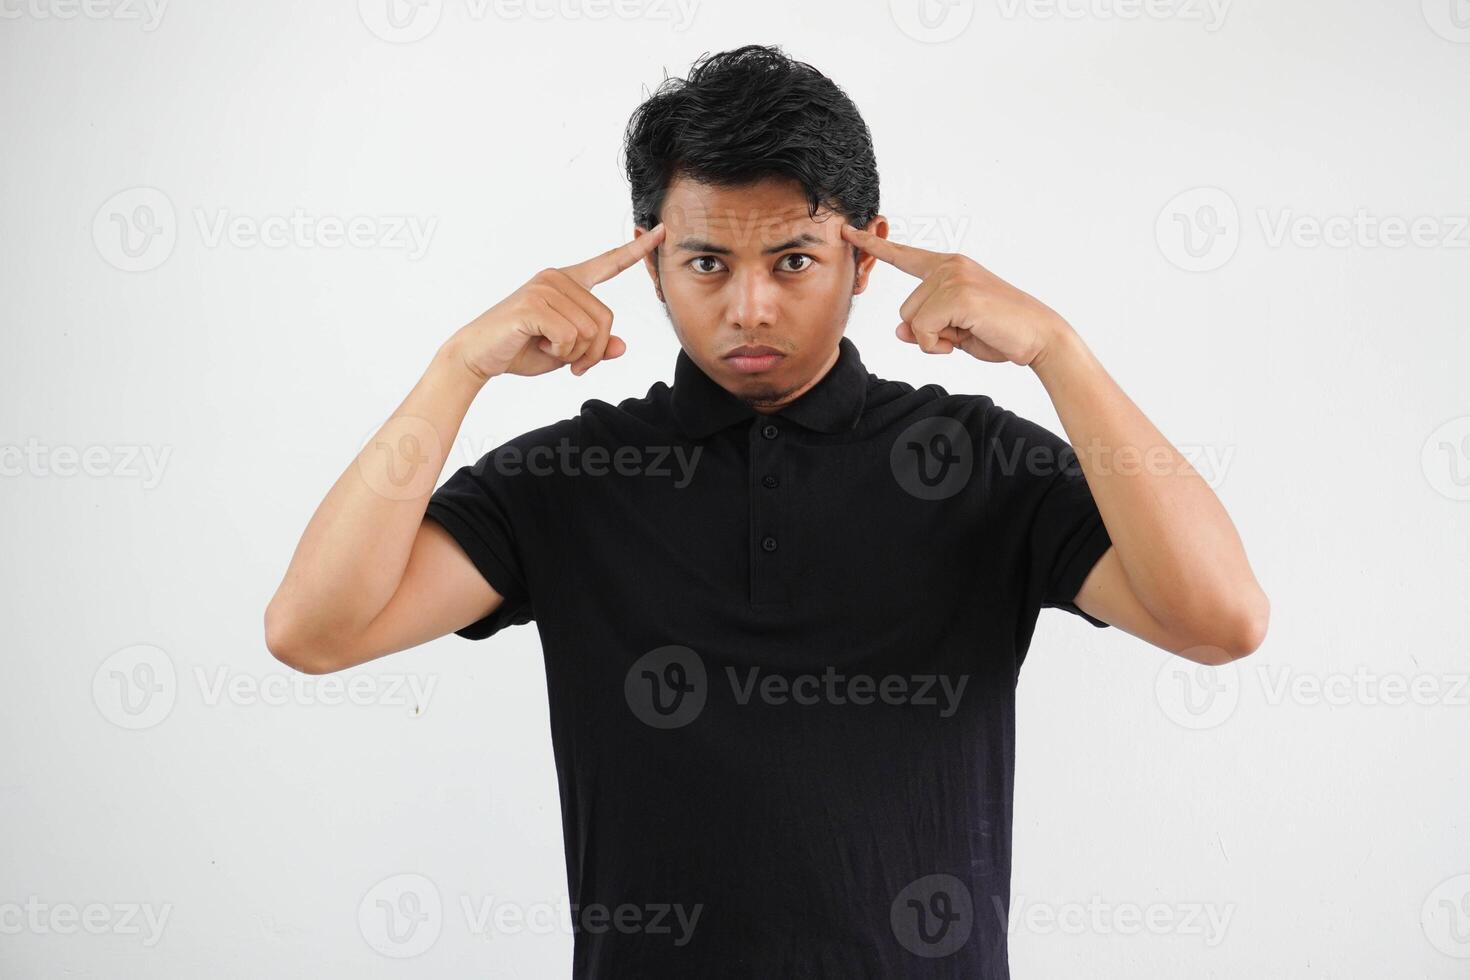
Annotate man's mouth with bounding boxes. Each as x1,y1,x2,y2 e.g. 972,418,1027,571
723,345,786,374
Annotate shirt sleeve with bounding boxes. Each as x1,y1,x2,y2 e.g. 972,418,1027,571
978,400,1113,628
424,448,536,641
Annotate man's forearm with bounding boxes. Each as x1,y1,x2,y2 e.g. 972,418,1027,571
264,343,486,654
1029,323,1269,645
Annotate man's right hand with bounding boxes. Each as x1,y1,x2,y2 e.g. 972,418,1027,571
447,223,666,382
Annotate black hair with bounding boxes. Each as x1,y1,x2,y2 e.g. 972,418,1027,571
622,44,879,260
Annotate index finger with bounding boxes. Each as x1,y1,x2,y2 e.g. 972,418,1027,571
841,224,945,280
560,223,666,290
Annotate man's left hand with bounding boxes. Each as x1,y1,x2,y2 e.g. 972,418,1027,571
841,223,1070,367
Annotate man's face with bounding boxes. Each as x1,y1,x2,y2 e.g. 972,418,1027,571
637,175,884,412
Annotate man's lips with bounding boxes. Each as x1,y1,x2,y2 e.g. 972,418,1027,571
722,345,786,374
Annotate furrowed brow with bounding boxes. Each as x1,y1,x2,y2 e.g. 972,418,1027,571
674,232,828,256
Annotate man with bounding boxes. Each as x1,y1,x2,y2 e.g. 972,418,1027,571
265,44,1267,978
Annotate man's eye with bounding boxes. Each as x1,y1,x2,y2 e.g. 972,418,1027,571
780,254,814,272
688,256,725,274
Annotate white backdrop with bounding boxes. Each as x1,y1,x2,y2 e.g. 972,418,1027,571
3,1,1468,976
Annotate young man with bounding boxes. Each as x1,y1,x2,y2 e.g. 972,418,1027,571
266,45,1267,978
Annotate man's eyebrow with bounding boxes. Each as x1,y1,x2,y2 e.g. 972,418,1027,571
673,232,828,256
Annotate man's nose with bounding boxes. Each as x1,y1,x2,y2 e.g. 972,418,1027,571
727,267,780,330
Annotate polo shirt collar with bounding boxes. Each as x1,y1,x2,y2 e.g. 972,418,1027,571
670,335,869,439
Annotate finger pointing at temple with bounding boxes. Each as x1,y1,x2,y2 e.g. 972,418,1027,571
840,223,947,280
560,223,667,291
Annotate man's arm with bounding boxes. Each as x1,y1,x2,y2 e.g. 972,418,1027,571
1030,327,1269,662
263,349,504,674
840,222,1269,664
264,225,666,674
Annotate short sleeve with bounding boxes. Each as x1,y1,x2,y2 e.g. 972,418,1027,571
424,449,535,641
978,401,1113,628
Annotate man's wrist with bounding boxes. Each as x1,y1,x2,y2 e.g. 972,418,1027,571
1028,318,1090,383
430,339,494,397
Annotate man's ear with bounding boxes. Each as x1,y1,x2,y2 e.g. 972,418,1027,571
634,225,665,303
852,215,888,296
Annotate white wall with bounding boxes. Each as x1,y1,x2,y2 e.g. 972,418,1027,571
2,0,1467,976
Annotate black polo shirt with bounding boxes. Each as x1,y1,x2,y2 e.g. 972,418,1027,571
424,334,1112,979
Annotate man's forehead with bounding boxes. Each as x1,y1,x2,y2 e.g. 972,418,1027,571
660,178,841,249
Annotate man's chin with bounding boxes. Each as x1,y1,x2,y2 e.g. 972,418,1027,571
737,387,787,408
715,370,786,407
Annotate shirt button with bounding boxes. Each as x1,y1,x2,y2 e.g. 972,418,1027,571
761,423,779,440
761,535,778,552
762,474,779,489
